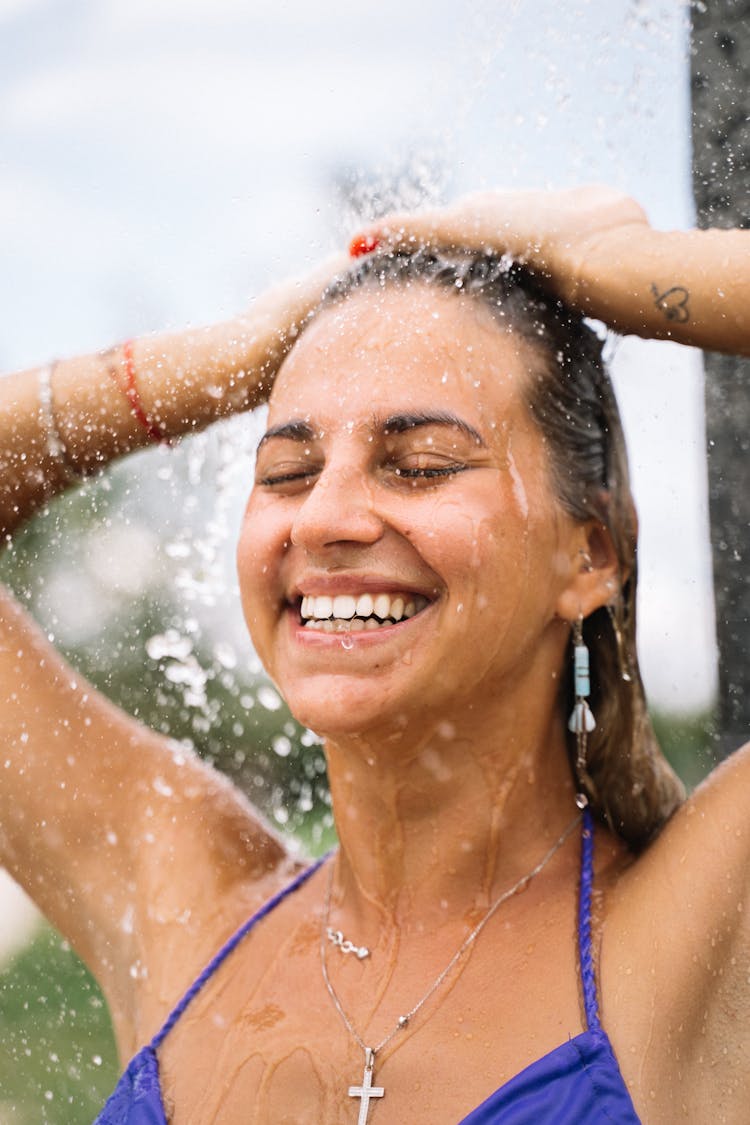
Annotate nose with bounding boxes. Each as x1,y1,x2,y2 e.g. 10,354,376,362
290,462,384,553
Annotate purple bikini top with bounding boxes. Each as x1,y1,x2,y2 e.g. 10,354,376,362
93,808,642,1123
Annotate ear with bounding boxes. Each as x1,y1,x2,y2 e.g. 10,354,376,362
554,519,622,622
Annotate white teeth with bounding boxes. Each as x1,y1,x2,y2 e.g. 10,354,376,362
313,595,333,619
299,590,430,627
356,593,374,617
332,594,357,620
305,617,336,632
373,594,391,620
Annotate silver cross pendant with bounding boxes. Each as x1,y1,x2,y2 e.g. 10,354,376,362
348,1047,384,1124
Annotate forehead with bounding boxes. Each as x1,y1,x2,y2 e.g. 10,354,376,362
269,283,533,431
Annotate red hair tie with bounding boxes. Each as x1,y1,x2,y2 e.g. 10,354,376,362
109,340,169,444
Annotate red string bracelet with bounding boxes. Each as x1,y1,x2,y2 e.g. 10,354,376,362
109,339,169,444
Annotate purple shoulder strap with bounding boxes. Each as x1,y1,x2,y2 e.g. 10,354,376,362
149,851,330,1050
577,807,601,1032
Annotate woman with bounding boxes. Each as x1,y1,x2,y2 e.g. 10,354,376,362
1,186,748,1123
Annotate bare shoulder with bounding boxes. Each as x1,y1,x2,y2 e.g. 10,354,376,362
109,739,297,1053
617,741,750,922
0,583,290,1047
602,744,750,1120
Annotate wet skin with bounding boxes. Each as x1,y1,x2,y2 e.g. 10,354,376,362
3,278,742,1123
198,282,638,1123
4,197,750,1122
225,285,750,1123
237,283,600,748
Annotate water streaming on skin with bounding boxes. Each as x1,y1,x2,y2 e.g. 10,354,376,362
507,450,529,519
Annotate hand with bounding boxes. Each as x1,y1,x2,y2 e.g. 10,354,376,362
353,186,651,309
238,251,350,360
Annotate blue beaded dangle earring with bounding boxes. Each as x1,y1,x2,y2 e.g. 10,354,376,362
568,615,596,808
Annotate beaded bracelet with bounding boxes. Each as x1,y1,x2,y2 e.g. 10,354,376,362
107,339,170,444
38,362,79,479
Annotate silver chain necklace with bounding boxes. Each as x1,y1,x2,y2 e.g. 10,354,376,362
320,811,582,1124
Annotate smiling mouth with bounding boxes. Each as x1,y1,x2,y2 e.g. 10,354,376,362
296,592,431,632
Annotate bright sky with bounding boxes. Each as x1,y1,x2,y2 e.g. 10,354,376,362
0,0,715,709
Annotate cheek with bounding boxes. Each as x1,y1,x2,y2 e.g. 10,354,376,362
447,509,498,579
236,500,284,640
424,481,530,577
235,525,263,640
436,484,552,624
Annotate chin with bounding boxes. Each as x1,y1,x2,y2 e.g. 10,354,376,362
281,675,421,742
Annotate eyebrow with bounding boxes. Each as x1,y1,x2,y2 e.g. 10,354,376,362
257,410,487,450
257,419,316,451
380,411,486,447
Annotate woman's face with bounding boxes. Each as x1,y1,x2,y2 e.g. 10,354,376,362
237,282,579,738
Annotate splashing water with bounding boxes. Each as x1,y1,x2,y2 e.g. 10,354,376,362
0,4,712,1118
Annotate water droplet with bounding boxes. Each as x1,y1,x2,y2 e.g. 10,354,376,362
272,735,292,758
257,685,282,711
152,776,174,798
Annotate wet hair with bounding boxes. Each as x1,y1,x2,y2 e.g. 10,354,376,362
312,249,685,851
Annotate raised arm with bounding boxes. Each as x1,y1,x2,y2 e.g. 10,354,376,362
0,254,345,1040
0,253,347,536
355,186,750,356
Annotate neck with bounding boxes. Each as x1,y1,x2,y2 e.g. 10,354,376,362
325,692,580,937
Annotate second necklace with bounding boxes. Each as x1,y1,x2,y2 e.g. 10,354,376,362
320,811,582,1124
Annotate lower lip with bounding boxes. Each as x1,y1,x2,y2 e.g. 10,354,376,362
286,606,431,647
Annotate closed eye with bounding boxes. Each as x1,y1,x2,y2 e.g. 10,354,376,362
394,464,466,479
257,467,320,488
388,449,469,481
